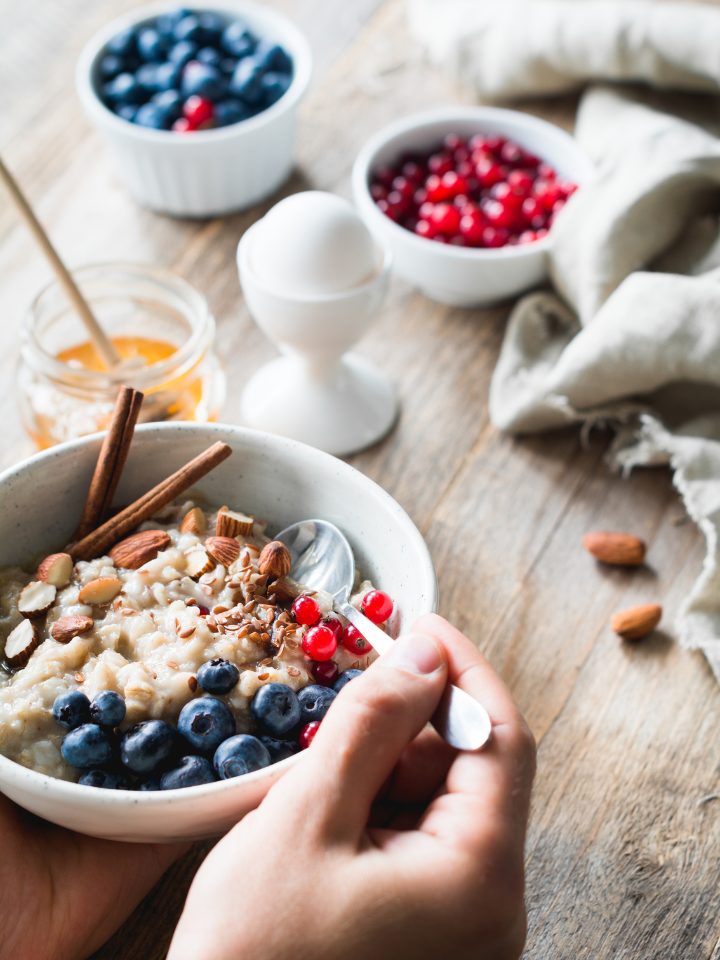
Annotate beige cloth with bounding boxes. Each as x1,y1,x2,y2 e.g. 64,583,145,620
407,0,720,98
409,0,720,681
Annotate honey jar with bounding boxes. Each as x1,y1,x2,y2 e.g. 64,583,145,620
18,262,225,448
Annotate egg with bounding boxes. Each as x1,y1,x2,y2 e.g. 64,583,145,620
249,191,378,296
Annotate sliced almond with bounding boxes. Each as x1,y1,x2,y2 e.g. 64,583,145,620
186,548,213,578
109,529,171,570
5,619,40,667
180,506,206,536
258,540,292,579
216,508,254,538
18,580,57,617
35,553,73,587
206,536,240,567
78,576,122,605
50,614,94,644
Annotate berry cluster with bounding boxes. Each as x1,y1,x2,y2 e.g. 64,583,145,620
98,8,293,132
292,589,393,664
369,132,577,248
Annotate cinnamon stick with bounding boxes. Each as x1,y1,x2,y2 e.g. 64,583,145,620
75,386,143,539
70,441,233,562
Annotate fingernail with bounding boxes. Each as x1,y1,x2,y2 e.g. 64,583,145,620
383,633,444,675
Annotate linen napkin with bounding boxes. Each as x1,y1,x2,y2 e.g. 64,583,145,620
408,0,720,682
407,0,720,99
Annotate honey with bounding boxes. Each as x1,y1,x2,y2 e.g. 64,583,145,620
18,262,225,449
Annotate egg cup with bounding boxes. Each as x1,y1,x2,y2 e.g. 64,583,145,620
237,222,396,456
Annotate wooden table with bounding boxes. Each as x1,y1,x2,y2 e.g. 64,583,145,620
1,2,719,957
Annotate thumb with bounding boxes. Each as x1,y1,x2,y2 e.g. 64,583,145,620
272,632,448,840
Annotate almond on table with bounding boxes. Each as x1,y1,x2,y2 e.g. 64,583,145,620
582,531,647,567
611,603,662,640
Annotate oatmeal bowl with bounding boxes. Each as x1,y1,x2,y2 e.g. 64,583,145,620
0,421,436,842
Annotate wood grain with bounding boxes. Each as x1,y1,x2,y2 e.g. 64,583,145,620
0,1,718,958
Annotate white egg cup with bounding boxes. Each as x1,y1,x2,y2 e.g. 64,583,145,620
237,222,397,457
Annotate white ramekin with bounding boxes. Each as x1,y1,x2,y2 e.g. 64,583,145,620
352,107,595,307
76,1,312,218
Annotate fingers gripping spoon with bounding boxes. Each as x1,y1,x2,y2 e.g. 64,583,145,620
276,519,492,751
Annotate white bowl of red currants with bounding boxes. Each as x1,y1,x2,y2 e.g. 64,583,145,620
76,2,312,217
352,107,595,307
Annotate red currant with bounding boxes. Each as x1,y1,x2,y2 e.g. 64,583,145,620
172,117,194,133
401,161,425,183
430,203,461,235
440,171,468,197
425,174,452,202
521,196,544,223
292,595,322,626
361,590,394,624
443,132,465,153
475,159,505,188
374,166,395,188
197,605,210,616
183,95,214,127
299,721,320,749
507,170,534,193
391,176,414,200
483,199,517,229
323,617,344,642
481,226,510,248
311,660,339,686
369,183,387,201
428,153,453,175
460,210,486,246
415,219,436,239
302,624,337,661
342,624,372,656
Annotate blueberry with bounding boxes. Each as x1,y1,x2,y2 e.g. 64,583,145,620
155,14,178,40
61,724,114,769
260,736,300,763
120,720,176,773
181,61,225,99
116,104,138,122
154,61,181,91
79,768,128,789
197,46,222,67
138,776,162,791
229,57,264,104
261,71,291,107
89,690,126,728
221,21,256,58
333,669,363,693
160,755,217,789
99,53,124,80
220,57,238,75
135,103,171,130
151,89,183,122
250,683,301,738
197,12,224,44
214,735,270,779
174,14,204,44
168,40,198,67
214,99,250,127
53,691,91,729
137,27,165,62
104,72,145,105
256,41,292,74
298,684,336,723
178,697,235,753
136,63,162,94
106,27,137,58
197,658,240,695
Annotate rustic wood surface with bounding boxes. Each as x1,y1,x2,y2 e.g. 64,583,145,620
1,1,719,958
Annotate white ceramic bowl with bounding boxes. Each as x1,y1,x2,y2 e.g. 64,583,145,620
0,423,436,842
352,107,595,307
76,2,312,217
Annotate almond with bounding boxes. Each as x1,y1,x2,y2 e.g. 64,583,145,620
186,548,213,578
35,553,73,587
611,603,662,641
5,619,40,667
582,531,646,567
109,529,171,570
51,614,94,644
205,535,240,567
216,508,254,538
18,580,57,617
78,576,122,605
180,506,206,536
258,540,292,579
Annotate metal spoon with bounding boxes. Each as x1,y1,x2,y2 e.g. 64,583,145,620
276,519,492,751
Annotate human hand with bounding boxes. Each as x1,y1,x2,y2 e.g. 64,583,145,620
0,799,186,960
169,614,536,960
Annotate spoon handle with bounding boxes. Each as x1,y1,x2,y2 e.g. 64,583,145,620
339,604,492,752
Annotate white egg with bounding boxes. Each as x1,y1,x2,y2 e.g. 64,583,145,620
249,191,378,296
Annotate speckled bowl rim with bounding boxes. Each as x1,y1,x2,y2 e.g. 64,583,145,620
0,422,438,808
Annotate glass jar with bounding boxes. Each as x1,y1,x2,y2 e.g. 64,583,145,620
18,262,225,448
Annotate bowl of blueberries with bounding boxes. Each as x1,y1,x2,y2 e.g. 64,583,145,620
76,3,312,217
